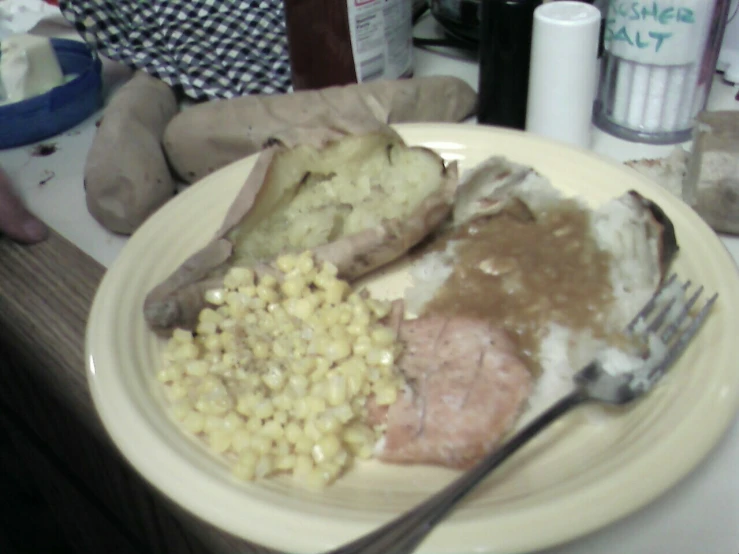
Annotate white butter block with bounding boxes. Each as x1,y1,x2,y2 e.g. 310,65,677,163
0,33,64,105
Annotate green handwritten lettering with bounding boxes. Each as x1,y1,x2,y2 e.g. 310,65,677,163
606,1,692,54
640,2,659,21
676,7,695,23
613,26,635,45
603,20,615,41
635,31,650,47
649,31,672,51
613,2,629,18
658,7,675,24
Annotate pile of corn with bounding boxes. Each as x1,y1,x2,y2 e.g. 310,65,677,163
157,251,404,488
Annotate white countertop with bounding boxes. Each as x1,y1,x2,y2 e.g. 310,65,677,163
1,14,737,554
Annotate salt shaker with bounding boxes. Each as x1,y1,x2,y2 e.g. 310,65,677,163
525,1,602,147
593,0,731,144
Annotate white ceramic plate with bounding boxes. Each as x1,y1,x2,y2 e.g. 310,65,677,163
86,123,739,554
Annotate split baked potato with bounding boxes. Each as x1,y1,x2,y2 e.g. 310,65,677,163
144,132,458,333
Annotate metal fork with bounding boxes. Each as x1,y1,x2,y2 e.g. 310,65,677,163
324,274,718,554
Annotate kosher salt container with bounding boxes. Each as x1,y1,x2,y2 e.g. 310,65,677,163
593,0,731,144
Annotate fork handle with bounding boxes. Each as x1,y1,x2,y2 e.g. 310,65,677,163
330,388,589,554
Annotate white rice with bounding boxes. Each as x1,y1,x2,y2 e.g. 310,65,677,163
590,194,662,331
405,240,458,316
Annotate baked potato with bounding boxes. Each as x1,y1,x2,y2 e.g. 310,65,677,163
163,76,477,183
84,71,178,234
144,131,458,333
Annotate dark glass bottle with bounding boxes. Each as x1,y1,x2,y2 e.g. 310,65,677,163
283,0,414,91
283,0,357,90
477,0,543,129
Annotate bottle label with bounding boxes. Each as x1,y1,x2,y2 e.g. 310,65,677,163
347,0,413,82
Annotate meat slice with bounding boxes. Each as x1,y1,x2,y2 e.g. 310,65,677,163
374,315,532,469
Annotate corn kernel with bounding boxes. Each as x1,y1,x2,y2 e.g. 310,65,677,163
257,285,279,304
166,382,189,402
272,340,290,358
288,374,309,394
343,423,374,445
316,413,340,434
240,285,257,298
303,469,331,489
252,341,270,359
182,411,205,433
261,420,284,439
367,348,395,367
296,254,315,275
275,254,297,273
198,308,223,324
262,365,286,391
293,455,313,477
233,452,257,480
246,417,263,432
325,339,351,362
157,365,182,383
321,261,338,277
285,421,303,444
293,397,310,420
326,375,347,406
276,454,296,470
203,334,222,352
224,267,255,289
231,429,251,452
251,435,272,455
373,385,398,406
209,430,232,453
272,393,292,411
204,288,226,306
305,396,326,415
281,277,305,298
312,434,341,463
221,351,238,367
254,400,274,420
304,420,322,442
294,436,313,455
170,400,191,421
291,297,314,320
290,356,314,376
254,454,275,478
204,415,226,434
196,321,218,336
174,342,199,361
220,331,237,351
371,327,396,347
324,280,348,305
332,403,354,424
226,291,248,310
353,335,372,356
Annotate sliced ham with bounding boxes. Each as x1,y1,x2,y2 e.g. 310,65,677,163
373,315,532,469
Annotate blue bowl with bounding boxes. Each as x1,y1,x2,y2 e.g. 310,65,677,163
0,38,103,149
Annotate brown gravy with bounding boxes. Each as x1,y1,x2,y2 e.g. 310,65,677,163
420,200,614,373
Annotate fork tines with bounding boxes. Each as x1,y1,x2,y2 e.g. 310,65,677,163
627,274,717,381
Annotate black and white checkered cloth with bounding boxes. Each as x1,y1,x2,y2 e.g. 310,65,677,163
59,0,292,100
